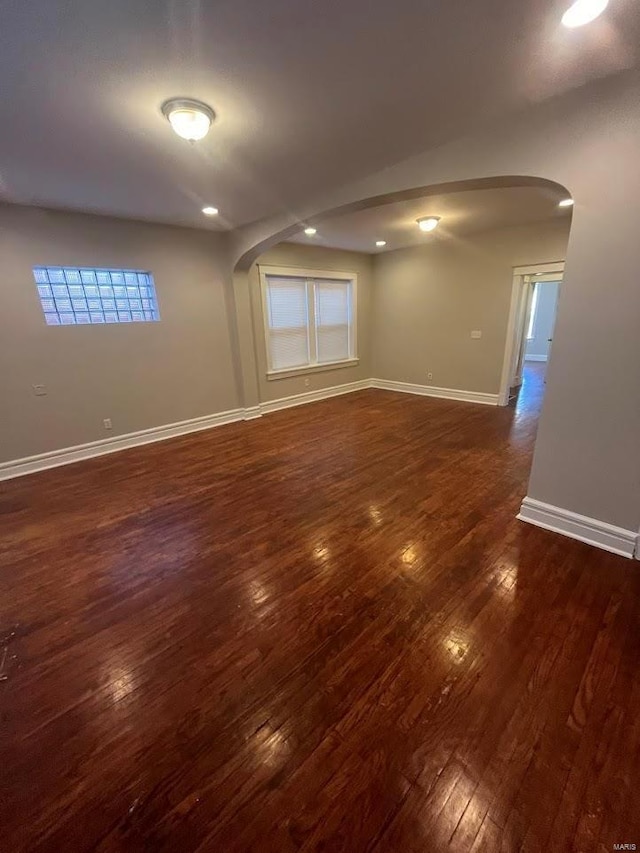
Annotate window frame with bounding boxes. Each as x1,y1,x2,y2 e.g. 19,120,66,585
259,265,358,379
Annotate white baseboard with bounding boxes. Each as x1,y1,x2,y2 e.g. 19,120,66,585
518,496,638,559
371,378,499,406
0,377,521,481
0,408,245,481
259,379,371,414
243,406,262,420
0,380,371,480
525,354,548,362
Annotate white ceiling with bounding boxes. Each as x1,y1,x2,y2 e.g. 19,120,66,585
0,0,637,230
287,186,573,253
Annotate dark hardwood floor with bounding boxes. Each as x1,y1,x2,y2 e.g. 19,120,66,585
1,363,639,852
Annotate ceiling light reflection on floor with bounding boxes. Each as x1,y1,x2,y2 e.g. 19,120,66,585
107,666,136,703
251,721,292,769
401,544,418,565
248,580,269,606
313,544,330,560
444,633,470,664
495,565,518,601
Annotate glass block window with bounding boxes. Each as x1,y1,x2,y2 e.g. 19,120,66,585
32,266,160,326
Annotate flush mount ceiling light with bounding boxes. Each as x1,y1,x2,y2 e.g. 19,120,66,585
417,216,440,232
376,240,387,247
161,98,215,141
558,198,575,207
561,0,608,27
303,227,317,236
202,206,219,216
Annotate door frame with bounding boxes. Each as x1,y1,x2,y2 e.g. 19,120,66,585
498,261,564,406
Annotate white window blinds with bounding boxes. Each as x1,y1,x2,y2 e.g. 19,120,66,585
265,277,310,370
315,280,351,364
262,270,355,373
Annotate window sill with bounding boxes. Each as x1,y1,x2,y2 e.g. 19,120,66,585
267,358,360,381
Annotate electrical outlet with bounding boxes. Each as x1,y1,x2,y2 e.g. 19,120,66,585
103,418,113,430
304,378,310,387
471,330,482,339
427,372,433,381
32,384,47,396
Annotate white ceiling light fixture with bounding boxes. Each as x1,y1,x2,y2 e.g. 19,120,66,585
161,98,215,141
558,198,575,207
303,227,317,236
376,240,387,247
202,206,219,216
561,0,608,28
417,216,441,232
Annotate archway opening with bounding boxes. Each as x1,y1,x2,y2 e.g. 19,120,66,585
232,175,573,423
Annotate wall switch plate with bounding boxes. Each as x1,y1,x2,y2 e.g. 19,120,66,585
32,384,47,396
103,418,113,430
427,372,433,380
471,330,482,339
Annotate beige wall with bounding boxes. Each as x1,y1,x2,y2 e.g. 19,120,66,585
371,219,570,393
0,205,238,463
248,243,372,402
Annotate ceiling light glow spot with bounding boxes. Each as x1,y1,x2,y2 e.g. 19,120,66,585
376,240,387,247
558,198,575,207
304,227,317,236
561,0,608,28
417,216,440,232
202,206,219,216
162,98,215,141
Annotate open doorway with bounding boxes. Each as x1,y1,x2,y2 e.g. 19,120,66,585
499,262,564,406
524,277,560,364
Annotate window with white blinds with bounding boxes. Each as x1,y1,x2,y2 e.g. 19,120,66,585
261,267,356,374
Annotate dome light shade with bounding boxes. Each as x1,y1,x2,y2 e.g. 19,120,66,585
561,0,608,27
162,98,215,141
417,216,440,232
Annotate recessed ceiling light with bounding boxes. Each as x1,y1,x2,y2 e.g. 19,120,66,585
561,0,608,27
376,240,387,247
417,216,440,232
202,206,219,216
304,227,317,236
161,98,215,141
558,198,575,207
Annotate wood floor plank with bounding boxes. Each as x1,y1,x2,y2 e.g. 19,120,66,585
1,364,639,852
